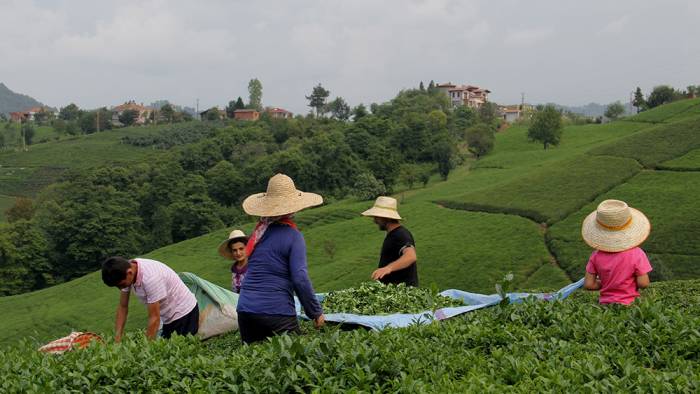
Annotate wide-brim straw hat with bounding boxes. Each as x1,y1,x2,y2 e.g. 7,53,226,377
242,173,323,217
361,196,402,220
218,229,248,259
581,199,650,252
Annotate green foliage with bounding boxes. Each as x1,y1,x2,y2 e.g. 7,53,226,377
306,83,330,117
352,103,368,120
625,98,700,123
590,115,700,168
205,160,244,206
431,132,458,180
159,104,175,123
79,109,112,134
466,123,495,159
528,105,563,149
327,96,351,121
58,103,81,121
647,85,681,108
21,122,34,145
4,196,34,223
604,102,625,120
1,280,699,391
120,122,217,149
247,78,263,111
658,148,700,171
633,87,646,113
440,155,642,224
322,281,464,314
352,172,386,201
118,108,139,126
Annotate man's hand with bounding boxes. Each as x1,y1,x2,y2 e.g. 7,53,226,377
372,266,392,280
314,314,326,329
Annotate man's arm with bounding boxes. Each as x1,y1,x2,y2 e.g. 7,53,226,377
114,290,130,343
584,272,601,290
372,247,417,280
145,302,161,340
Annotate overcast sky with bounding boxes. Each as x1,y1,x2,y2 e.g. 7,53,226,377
2,0,699,114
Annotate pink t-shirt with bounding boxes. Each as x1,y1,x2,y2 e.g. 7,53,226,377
585,247,653,305
121,258,197,324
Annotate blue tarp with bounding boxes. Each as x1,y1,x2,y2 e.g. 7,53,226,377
296,278,584,331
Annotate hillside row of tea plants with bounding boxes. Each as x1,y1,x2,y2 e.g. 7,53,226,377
1,280,698,392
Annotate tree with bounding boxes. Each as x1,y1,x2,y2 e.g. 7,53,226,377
478,102,499,125
400,164,419,189
633,87,646,113
205,107,221,121
235,97,245,110
327,97,351,121
353,172,386,200
453,106,478,132
119,109,139,126
160,104,175,123
647,85,676,108
248,78,263,110
427,80,437,93
352,104,368,120
419,81,425,91
528,105,563,150
226,101,237,118
466,124,495,159
306,84,330,117
604,102,626,120
22,123,35,145
431,132,458,180
5,197,35,223
205,160,244,206
59,103,81,121
0,131,4,149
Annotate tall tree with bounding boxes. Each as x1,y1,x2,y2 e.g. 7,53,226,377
419,81,425,91
119,109,139,126
604,102,625,120
528,105,563,150
235,97,245,110
160,104,175,123
633,87,646,113
352,104,368,120
327,97,351,121
248,78,263,111
306,84,330,117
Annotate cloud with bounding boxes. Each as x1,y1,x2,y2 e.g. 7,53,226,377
504,28,553,46
600,15,630,35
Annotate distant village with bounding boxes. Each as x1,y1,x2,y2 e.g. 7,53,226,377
7,82,531,127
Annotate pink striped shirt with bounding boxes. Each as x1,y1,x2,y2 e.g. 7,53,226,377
121,258,197,324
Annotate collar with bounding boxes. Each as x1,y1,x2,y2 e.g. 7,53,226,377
131,260,143,288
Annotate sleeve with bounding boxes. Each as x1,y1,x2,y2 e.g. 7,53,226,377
397,229,415,255
585,251,598,274
634,249,653,276
289,231,323,319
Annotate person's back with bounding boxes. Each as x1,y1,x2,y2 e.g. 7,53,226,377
585,247,652,305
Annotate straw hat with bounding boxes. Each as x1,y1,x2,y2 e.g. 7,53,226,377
242,174,323,217
218,230,248,259
361,196,402,220
581,199,650,252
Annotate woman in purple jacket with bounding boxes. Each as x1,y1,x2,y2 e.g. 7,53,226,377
236,174,326,344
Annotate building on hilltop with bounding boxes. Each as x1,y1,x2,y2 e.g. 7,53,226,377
10,106,56,122
233,109,260,121
437,83,491,109
265,107,293,119
111,100,153,125
498,104,534,123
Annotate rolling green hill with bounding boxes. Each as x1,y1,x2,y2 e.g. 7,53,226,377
1,99,699,346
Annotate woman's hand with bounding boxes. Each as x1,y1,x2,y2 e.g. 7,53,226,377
314,314,326,329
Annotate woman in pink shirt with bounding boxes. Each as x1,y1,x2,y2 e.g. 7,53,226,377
582,199,653,305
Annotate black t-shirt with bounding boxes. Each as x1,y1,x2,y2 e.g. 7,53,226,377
378,226,418,287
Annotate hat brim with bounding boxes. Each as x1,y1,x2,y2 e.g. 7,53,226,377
361,207,402,220
242,191,323,217
217,236,248,259
581,207,650,252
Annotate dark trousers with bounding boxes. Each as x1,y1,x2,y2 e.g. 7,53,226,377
161,304,199,339
238,311,300,344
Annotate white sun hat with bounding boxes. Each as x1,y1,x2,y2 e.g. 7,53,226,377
581,199,651,252
242,174,323,217
361,196,402,220
217,230,248,259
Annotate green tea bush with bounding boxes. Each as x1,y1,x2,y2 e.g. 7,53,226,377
658,148,700,171
322,281,464,315
438,155,641,224
1,280,698,392
121,122,218,149
589,116,700,168
625,98,700,123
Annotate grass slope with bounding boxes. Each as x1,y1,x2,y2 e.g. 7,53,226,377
548,171,700,279
1,280,698,392
0,125,170,197
2,103,700,346
624,98,700,123
658,148,700,171
0,194,14,221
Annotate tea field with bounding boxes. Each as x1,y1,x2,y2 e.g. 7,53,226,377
1,280,698,392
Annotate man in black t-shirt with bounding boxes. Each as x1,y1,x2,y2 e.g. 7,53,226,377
361,196,418,287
